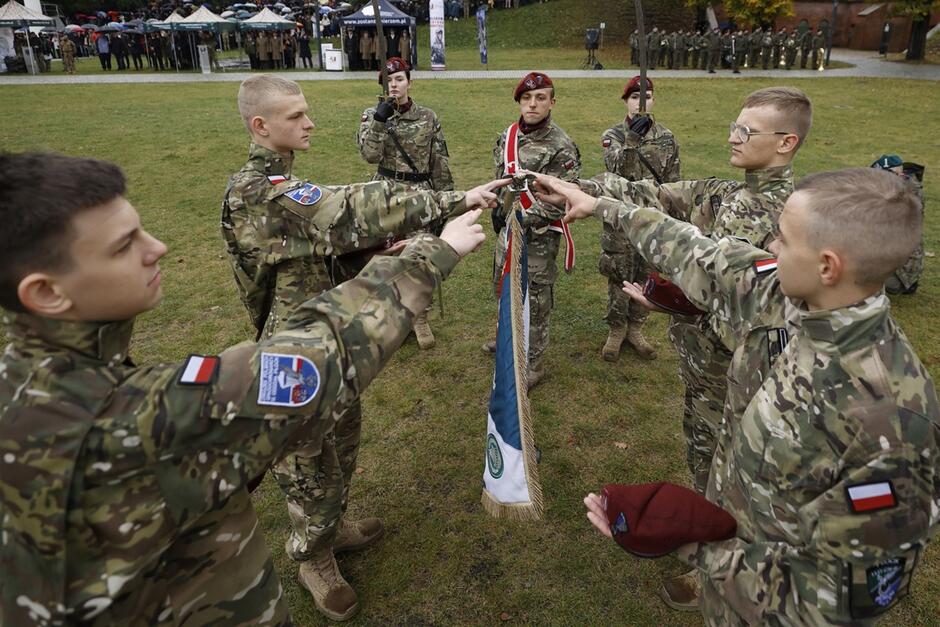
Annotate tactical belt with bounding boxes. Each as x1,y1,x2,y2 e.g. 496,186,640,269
378,166,430,183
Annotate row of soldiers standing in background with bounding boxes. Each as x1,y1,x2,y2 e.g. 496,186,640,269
630,25,829,73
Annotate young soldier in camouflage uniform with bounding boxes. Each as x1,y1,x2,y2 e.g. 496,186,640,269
483,72,581,389
570,167,939,627
598,76,680,362
358,56,455,349
0,151,488,625
872,154,926,295
573,87,811,610
223,75,501,620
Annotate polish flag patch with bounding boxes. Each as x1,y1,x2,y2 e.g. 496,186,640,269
179,354,220,386
602,138,612,148
267,174,288,185
847,481,896,513
754,258,778,274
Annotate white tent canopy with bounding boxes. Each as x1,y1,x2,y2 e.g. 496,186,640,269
240,7,295,30
0,0,52,26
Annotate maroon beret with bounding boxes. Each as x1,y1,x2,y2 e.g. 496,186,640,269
622,75,654,100
514,72,554,102
379,56,410,83
643,272,704,316
603,482,737,558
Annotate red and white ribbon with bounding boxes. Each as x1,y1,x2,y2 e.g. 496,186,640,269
503,122,575,272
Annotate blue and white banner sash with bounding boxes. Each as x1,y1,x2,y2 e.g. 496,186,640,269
482,208,543,519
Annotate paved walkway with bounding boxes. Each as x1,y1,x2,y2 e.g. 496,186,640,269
1,48,937,85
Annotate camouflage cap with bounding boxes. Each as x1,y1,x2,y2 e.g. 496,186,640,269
603,482,737,558
513,72,553,101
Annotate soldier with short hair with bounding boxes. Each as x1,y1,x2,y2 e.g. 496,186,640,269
598,76,680,362
568,165,939,627
761,27,773,69
223,74,501,620
572,87,812,610
629,29,638,66
483,71,581,389
358,56,455,349
0,151,487,625
799,26,813,68
812,28,826,70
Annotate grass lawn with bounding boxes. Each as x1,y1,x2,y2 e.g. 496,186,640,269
1,77,938,625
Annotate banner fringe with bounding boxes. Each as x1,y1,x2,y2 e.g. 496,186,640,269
481,490,542,521
507,207,544,519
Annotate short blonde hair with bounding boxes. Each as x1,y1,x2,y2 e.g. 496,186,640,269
237,75,303,132
742,87,813,148
796,168,922,285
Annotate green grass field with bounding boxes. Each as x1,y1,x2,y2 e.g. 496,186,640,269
1,76,939,625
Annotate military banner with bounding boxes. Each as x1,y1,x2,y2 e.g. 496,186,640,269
429,0,445,70
482,207,543,520
476,4,487,65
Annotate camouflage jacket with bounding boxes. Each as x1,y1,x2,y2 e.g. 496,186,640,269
893,178,926,290
602,118,680,186
595,198,940,625
222,143,465,338
0,236,460,626
493,117,581,232
586,164,792,247
358,100,454,192
600,118,680,253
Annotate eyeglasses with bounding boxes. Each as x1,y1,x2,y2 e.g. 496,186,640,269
729,123,793,144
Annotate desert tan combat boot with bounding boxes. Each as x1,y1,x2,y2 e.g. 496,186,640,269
333,516,384,554
601,325,627,362
482,339,497,354
626,324,657,360
413,311,435,349
298,551,359,621
658,569,701,612
527,358,546,390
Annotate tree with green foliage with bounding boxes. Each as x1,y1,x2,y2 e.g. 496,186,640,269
893,0,940,60
685,0,793,27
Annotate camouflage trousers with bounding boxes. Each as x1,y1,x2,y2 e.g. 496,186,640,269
668,318,731,495
599,236,650,328
493,226,560,365
273,400,362,561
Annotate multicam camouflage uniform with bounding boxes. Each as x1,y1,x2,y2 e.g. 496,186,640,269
0,237,461,625
886,177,925,295
600,118,680,333
358,100,454,194
222,143,466,562
595,198,940,626
493,118,581,369
585,165,793,494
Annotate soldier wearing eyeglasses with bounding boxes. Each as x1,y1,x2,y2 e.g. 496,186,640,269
576,87,812,612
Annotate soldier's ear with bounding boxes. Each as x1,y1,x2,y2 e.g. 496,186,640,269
818,248,844,287
17,273,74,318
777,133,800,156
249,115,269,137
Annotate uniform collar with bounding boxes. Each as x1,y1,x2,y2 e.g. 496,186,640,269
247,142,293,177
744,164,792,194
3,310,135,366
518,114,552,137
797,291,890,353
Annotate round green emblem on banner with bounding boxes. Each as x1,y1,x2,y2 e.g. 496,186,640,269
486,434,504,478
